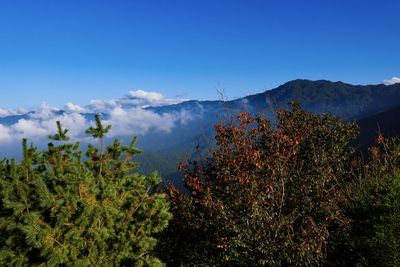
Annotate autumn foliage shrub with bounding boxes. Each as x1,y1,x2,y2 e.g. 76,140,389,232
157,103,359,266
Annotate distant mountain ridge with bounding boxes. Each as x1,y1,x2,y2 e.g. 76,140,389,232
124,79,400,180
142,79,400,180
2,79,400,125
1,79,400,181
149,79,400,121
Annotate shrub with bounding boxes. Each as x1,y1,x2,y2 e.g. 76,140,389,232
158,103,359,266
328,137,400,266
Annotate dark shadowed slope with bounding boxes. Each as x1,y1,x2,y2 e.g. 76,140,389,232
356,105,400,150
235,79,400,120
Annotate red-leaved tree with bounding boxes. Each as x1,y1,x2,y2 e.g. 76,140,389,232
157,103,359,266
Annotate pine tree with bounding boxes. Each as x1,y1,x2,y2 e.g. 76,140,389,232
0,117,172,266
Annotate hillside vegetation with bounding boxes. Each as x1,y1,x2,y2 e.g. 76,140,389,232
1,101,400,265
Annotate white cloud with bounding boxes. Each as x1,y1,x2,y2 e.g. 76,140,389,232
125,90,183,107
0,100,88,144
12,119,49,138
87,99,118,113
65,102,86,113
0,108,28,118
0,89,197,146
87,89,187,113
11,112,87,141
103,107,176,136
383,77,400,86
29,102,59,120
103,106,197,137
0,124,12,144
128,90,165,104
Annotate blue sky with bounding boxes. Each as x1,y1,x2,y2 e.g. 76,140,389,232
0,0,399,108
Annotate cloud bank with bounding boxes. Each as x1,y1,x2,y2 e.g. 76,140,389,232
0,108,28,118
383,77,400,86
87,90,187,113
0,90,196,145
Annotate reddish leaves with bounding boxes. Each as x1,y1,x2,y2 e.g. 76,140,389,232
160,103,359,266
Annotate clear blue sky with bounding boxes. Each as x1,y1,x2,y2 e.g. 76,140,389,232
0,0,399,108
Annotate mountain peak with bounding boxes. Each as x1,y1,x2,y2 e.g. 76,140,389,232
278,79,349,88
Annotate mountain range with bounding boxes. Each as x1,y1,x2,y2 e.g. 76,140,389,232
1,79,400,183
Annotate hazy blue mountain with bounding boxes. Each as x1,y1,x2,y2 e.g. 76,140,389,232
149,79,400,122
137,79,400,178
1,79,400,180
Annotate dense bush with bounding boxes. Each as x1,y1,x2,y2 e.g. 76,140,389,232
328,137,400,266
158,103,359,266
0,116,171,266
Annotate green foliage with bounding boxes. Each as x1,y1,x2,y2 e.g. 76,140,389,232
158,103,359,266
0,119,172,266
49,121,70,141
328,137,400,266
86,114,112,139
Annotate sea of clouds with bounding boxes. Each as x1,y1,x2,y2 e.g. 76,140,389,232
0,90,198,145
